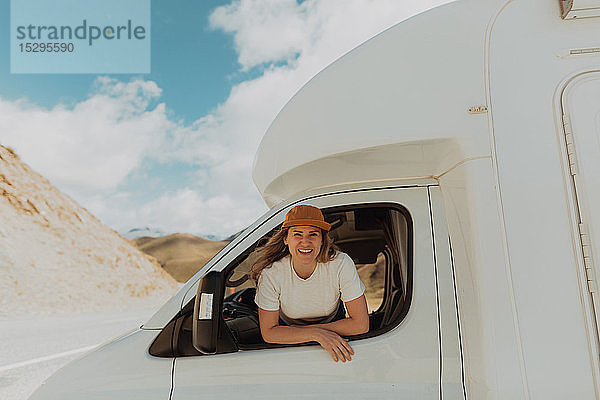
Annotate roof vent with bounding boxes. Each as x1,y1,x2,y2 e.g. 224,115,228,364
560,0,600,19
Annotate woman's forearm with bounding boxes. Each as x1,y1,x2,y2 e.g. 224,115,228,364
260,324,320,344
261,321,367,344
313,316,369,336
262,316,369,343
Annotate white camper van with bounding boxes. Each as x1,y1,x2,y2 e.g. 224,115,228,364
30,0,600,399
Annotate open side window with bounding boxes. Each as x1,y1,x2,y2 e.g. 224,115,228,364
149,203,412,358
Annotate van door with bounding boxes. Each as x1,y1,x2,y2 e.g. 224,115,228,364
561,72,600,338
170,186,453,399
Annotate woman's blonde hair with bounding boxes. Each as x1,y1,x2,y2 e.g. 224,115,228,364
250,226,338,282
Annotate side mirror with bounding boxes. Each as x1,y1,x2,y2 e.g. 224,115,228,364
192,270,237,355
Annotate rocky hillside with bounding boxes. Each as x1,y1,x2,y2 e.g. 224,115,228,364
0,146,178,316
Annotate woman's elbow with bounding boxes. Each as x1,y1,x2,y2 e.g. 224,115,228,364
260,325,280,343
358,319,369,334
351,317,369,335
262,334,279,344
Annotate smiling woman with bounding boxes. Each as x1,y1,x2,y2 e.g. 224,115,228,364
251,205,369,362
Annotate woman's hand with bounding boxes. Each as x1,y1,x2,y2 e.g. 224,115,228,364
310,327,354,362
258,308,357,362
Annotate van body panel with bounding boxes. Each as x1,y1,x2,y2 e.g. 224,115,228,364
429,186,466,399
439,157,526,399
259,140,465,208
488,0,600,397
172,187,445,399
28,330,172,400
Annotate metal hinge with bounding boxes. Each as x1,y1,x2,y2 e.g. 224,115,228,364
579,223,597,293
562,114,579,176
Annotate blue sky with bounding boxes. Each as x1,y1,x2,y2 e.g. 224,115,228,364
1,0,239,121
0,0,449,239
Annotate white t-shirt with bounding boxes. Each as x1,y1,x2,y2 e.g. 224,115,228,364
254,252,366,325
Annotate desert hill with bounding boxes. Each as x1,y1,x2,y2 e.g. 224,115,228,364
0,145,178,316
132,233,229,282
356,254,385,312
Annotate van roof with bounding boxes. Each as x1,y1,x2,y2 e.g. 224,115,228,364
252,0,495,207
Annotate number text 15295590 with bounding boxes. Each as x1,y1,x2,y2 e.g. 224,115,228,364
19,42,74,53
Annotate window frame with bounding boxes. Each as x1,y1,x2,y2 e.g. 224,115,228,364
149,202,413,358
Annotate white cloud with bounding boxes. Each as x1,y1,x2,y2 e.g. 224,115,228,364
209,0,308,70
136,188,264,238
1,0,452,238
210,0,451,71
0,78,170,194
